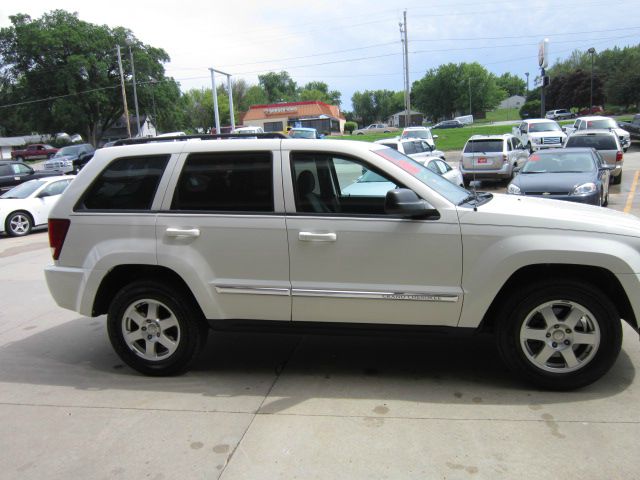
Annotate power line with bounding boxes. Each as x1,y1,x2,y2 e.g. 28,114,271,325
0,85,120,109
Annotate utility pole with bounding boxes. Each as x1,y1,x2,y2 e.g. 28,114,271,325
128,45,141,136
468,77,472,115
588,47,596,113
399,10,410,127
116,45,131,138
525,72,529,95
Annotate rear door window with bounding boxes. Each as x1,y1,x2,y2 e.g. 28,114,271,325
171,152,273,212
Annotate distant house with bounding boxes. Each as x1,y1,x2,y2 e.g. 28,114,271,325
498,95,526,110
100,115,157,146
388,110,424,128
241,101,346,134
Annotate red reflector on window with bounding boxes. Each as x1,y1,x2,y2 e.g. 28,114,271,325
48,219,70,260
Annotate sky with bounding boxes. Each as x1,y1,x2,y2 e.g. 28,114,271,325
1,0,639,111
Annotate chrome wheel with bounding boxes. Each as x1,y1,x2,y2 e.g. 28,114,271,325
121,299,181,361
7,212,32,236
519,300,600,373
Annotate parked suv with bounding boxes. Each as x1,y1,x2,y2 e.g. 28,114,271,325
459,134,529,184
564,129,624,184
45,134,640,389
545,109,575,120
512,119,567,152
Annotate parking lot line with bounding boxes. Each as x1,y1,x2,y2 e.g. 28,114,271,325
624,171,640,213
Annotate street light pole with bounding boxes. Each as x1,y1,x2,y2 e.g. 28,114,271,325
468,77,472,116
116,45,131,138
525,72,529,96
588,47,596,113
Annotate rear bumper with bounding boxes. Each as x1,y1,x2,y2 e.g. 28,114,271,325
460,162,511,180
44,264,101,316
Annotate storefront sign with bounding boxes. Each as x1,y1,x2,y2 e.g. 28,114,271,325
264,106,298,115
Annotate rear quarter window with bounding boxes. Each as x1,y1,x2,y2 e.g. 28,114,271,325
77,155,169,210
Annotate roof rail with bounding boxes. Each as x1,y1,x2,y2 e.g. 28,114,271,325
113,132,287,146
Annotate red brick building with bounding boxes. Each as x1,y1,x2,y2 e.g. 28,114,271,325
241,101,346,134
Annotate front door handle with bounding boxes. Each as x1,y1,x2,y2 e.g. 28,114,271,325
166,227,200,238
299,232,337,242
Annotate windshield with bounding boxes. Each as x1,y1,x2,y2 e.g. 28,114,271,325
529,122,562,133
1,180,46,199
522,152,596,173
464,139,503,153
373,147,468,205
401,129,431,140
290,130,315,139
585,119,617,129
55,145,82,157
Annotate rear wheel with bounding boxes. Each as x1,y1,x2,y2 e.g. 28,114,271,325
527,143,533,154
496,279,622,390
5,211,33,237
107,280,208,376
611,172,622,185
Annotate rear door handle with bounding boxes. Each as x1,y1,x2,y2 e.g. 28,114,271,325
166,227,200,238
299,232,337,242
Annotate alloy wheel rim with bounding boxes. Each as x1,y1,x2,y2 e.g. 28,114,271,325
10,215,29,234
519,300,600,373
122,299,181,361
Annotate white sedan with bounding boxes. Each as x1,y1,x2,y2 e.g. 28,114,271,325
0,175,73,237
423,158,464,187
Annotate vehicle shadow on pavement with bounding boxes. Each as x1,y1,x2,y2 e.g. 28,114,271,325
0,316,635,411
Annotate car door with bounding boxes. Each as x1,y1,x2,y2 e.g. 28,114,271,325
283,149,463,326
156,147,291,321
32,179,72,224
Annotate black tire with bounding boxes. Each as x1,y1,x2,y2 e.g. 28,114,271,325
496,279,622,390
47,153,55,159
611,172,622,185
603,189,609,207
107,279,208,376
527,143,533,154
5,211,33,237
15,156,24,162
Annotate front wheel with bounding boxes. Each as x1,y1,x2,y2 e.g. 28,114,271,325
496,280,622,390
527,143,533,154
5,211,33,237
107,280,208,376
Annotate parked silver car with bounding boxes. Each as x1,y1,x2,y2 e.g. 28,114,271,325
563,116,631,152
564,129,624,184
352,123,399,135
459,134,529,184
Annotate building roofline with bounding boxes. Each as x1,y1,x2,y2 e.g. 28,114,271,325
247,100,333,109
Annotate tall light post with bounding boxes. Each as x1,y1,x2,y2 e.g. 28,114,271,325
588,47,596,113
128,43,141,135
525,72,529,96
468,77,472,116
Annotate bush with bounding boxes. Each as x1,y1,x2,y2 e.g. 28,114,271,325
519,100,541,119
344,121,357,134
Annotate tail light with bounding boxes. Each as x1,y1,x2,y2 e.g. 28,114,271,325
48,219,70,260
616,151,623,162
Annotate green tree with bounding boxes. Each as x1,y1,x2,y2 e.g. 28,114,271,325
412,62,505,121
298,81,342,106
350,90,403,126
496,72,526,97
258,71,297,103
0,10,179,145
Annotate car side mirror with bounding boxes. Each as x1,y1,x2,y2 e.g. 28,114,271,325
432,134,439,139
37,191,51,198
384,189,439,219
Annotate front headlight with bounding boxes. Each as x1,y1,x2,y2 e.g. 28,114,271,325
507,183,521,195
532,137,541,144
572,182,596,195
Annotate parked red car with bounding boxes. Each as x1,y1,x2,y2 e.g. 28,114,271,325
578,106,604,116
11,144,58,161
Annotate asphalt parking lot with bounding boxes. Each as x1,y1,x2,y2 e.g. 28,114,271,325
1,145,640,479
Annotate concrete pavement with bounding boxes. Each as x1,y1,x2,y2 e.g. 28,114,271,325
1,147,640,479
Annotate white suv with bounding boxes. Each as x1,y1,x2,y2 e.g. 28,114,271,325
45,134,640,389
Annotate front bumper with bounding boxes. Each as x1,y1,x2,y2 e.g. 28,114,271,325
530,142,564,151
518,191,601,205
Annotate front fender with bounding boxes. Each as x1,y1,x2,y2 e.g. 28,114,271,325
457,226,640,328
